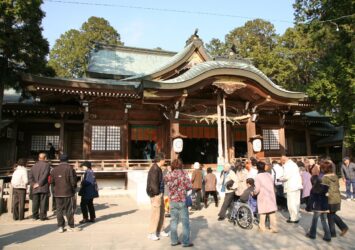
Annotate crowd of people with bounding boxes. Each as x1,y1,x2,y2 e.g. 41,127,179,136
9,151,354,246
10,153,99,233
146,154,354,247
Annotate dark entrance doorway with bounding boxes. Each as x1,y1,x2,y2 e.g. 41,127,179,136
130,125,158,160
180,138,217,164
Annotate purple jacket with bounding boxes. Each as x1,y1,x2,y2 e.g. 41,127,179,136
301,171,312,198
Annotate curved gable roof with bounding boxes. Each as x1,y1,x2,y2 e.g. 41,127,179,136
144,60,306,100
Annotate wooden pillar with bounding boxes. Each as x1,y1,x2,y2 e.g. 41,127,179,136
305,129,312,156
279,127,286,156
123,109,129,164
246,117,256,158
223,95,228,163
82,110,90,159
228,124,234,161
59,118,65,154
170,119,179,161
217,94,224,164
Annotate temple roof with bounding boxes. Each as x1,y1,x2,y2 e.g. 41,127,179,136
87,44,176,78
143,60,306,100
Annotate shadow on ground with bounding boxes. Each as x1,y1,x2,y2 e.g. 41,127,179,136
0,224,57,248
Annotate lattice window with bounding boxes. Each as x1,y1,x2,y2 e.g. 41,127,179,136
31,135,59,151
262,129,280,150
92,126,120,151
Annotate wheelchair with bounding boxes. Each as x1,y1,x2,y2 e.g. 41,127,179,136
229,201,254,229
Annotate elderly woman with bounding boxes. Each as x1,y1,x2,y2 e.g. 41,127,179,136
79,161,98,223
218,163,237,221
191,162,203,210
254,161,278,233
11,159,29,221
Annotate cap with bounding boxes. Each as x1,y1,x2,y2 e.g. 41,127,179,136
81,161,92,168
59,154,69,162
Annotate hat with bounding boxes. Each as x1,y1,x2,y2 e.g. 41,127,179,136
343,157,350,161
59,154,69,162
193,162,200,169
81,161,92,168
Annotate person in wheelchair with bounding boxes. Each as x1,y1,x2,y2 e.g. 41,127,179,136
240,178,258,219
229,178,258,229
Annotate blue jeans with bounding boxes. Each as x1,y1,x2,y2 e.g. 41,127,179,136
345,179,355,198
170,201,191,246
308,212,331,240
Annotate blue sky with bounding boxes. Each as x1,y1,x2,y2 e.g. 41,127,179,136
42,0,296,52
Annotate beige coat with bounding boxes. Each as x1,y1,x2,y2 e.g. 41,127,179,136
192,169,203,190
235,169,248,196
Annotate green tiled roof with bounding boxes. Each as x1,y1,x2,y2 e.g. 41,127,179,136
87,45,176,77
144,60,306,99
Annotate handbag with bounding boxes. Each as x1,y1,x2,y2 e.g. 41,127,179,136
185,195,193,207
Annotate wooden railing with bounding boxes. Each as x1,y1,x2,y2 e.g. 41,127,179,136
0,156,320,176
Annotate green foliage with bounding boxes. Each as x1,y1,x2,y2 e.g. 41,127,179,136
0,0,51,87
294,0,355,148
206,19,316,91
49,16,123,78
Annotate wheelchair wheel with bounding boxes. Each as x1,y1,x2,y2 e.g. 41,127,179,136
236,204,253,229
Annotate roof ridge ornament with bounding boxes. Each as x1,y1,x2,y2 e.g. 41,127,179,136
185,28,203,47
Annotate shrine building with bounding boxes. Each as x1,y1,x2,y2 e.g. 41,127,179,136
3,34,331,168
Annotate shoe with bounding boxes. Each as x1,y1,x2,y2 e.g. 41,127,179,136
147,234,160,241
40,217,49,221
79,219,88,224
340,228,348,236
88,218,95,223
171,241,181,246
183,243,194,247
158,231,169,237
323,238,331,242
217,217,225,221
165,213,171,218
57,227,64,233
32,217,39,221
306,233,315,239
215,203,218,207
67,227,80,232
287,219,299,223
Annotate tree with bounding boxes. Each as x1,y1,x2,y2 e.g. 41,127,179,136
270,26,318,91
206,19,298,89
0,0,51,123
49,16,123,78
294,0,355,150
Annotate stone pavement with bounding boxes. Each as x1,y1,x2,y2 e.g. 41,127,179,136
0,194,354,250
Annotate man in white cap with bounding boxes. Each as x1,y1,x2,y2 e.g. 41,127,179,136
191,162,203,210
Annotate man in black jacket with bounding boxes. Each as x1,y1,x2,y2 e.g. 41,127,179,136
29,153,50,220
146,152,168,241
51,154,78,233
